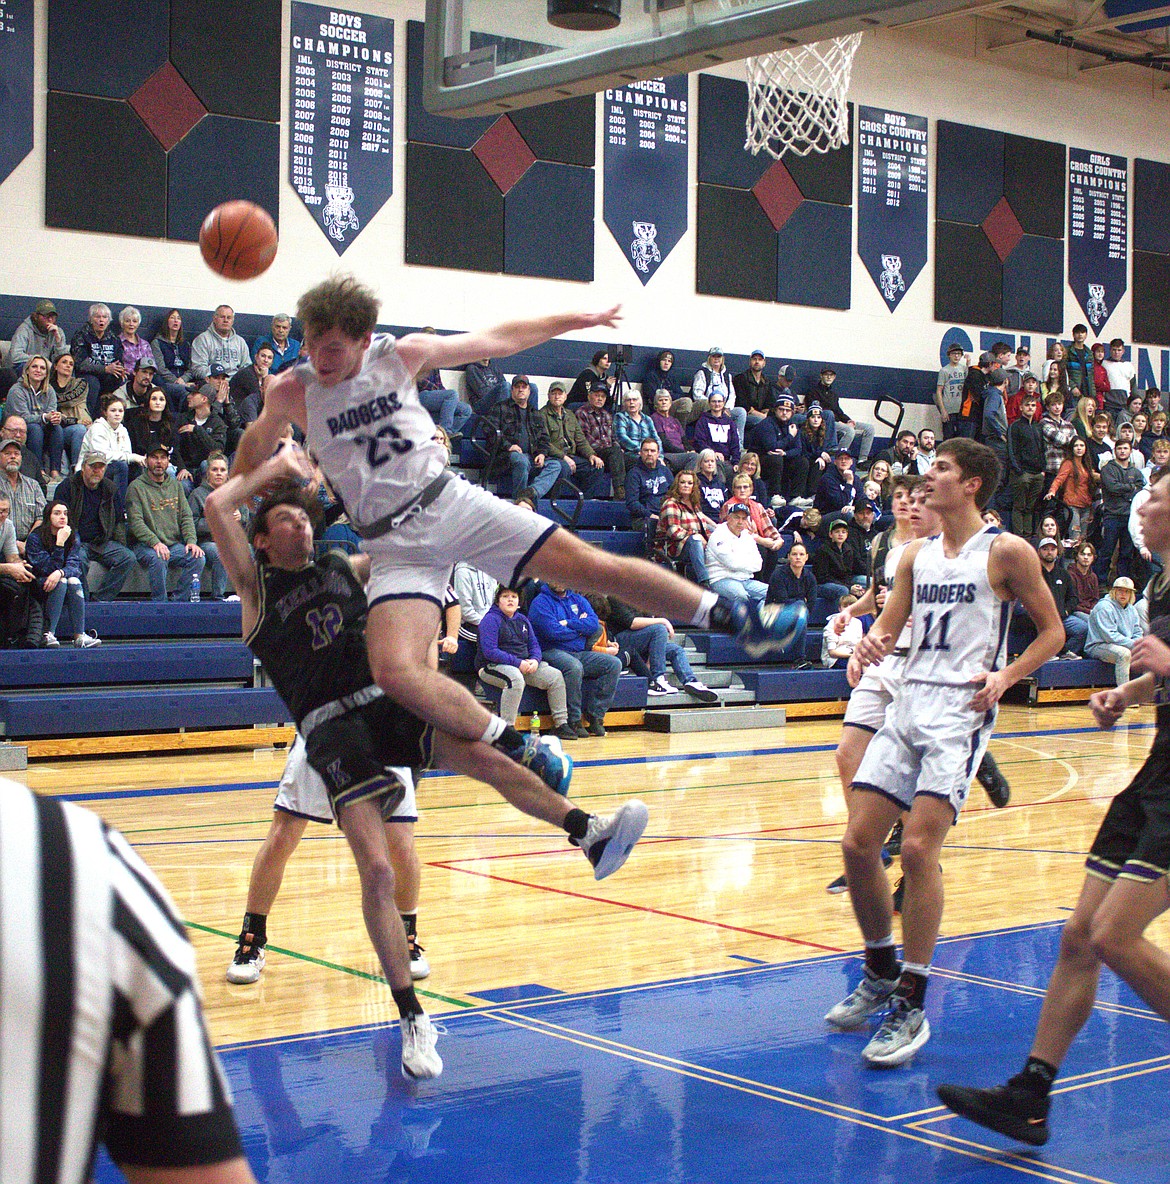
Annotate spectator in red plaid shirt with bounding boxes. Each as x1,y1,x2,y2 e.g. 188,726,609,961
655,469,716,585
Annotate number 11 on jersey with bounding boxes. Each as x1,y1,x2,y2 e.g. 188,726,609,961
919,609,952,651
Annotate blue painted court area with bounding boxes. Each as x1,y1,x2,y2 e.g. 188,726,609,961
103,923,1168,1184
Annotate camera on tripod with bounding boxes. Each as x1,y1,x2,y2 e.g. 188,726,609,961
609,344,633,404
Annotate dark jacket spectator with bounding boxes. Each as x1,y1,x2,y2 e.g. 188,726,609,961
813,461,859,515
465,360,510,415
812,535,865,586
1007,412,1046,477
1040,557,1077,618
1069,559,1100,614
176,406,228,473
483,398,552,476
70,320,123,381
26,518,84,584
767,553,818,608
733,366,774,415
697,469,727,516
1099,452,1145,516
625,455,672,522
539,400,595,463
59,468,119,546
641,351,685,402
127,402,176,462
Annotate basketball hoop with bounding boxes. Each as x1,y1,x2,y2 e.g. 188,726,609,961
743,33,862,159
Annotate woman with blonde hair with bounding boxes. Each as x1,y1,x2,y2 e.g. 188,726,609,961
6,354,71,479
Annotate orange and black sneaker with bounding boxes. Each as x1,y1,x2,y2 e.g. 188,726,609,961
936,1082,1049,1146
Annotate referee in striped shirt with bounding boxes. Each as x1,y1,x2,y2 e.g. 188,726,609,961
0,778,255,1184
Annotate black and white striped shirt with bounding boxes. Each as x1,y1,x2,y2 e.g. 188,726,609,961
0,782,243,1184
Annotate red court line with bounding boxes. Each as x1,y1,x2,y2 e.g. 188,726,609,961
430,860,843,953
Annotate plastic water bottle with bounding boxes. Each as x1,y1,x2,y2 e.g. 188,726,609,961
529,709,541,734
191,573,200,602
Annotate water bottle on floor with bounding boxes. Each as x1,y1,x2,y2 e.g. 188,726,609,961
191,573,200,602
529,709,541,734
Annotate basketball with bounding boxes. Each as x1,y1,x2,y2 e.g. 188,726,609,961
198,201,278,281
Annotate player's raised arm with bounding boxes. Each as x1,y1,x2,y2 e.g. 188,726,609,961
230,370,307,478
395,306,623,376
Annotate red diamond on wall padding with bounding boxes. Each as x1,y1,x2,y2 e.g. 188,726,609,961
752,159,804,233
472,116,537,196
129,61,207,152
982,196,1024,263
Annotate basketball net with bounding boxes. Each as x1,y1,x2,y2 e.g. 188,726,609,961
743,32,862,158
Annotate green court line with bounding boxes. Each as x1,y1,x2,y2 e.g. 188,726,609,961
184,920,472,1008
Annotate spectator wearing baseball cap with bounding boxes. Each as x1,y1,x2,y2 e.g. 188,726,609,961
692,348,747,448
59,451,136,600
8,298,68,376
1085,575,1143,685
540,381,608,497
805,364,875,464
733,349,774,431
111,355,158,412
746,392,809,507
705,502,768,604
1031,535,1088,658
936,342,968,438
126,444,205,601
813,445,860,517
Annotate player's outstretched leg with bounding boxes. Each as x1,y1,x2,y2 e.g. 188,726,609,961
976,749,1011,807
432,733,648,881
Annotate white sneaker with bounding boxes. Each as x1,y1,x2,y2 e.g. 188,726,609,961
646,675,674,696
409,936,430,980
862,999,931,1067
824,969,900,1029
683,680,720,704
401,1012,443,1079
226,942,266,984
73,631,102,648
770,494,787,508
43,632,60,648
575,800,649,880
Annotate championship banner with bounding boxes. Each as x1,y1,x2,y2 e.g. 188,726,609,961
603,75,688,285
0,0,33,188
857,106,928,312
289,3,394,253
1068,147,1127,333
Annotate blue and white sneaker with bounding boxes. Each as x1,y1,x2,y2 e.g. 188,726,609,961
862,998,931,1067
519,735,573,796
573,800,649,880
729,598,808,658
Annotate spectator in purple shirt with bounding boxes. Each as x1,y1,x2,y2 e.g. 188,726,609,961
650,390,698,473
691,391,740,476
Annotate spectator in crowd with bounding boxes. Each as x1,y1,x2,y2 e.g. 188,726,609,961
814,447,860,516
1006,372,1043,424
59,452,134,600
1007,390,1047,537
1034,537,1088,656
484,375,562,500
1044,340,1069,398
1089,341,1110,405
9,298,68,375
1145,387,1166,415
75,395,142,513
1066,323,1093,400
1129,411,1151,459
568,348,614,407
26,500,100,647
733,452,769,503
650,390,698,473
0,493,37,645
705,502,767,603
691,346,733,409
190,305,250,381
1040,390,1076,477
935,342,967,438
465,356,511,417
1102,338,1137,417
475,585,573,739
846,499,881,566
127,387,178,473
747,392,808,508
654,468,713,582
692,391,740,474
1144,437,1170,485
253,313,302,373
188,452,240,600
917,428,937,468
415,329,473,437
71,302,125,420
0,416,45,490
813,517,865,610
695,448,728,517
539,380,607,495
48,354,92,470
1045,435,1096,545
800,404,833,492
722,472,782,565
866,457,893,510
229,343,274,411
451,560,498,679
1069,541,1100,620
577,379,625,497
981,369,1010,481
956,351,993,439
733,350,775,434
596,593,717,701
1085,411,1115,472
1097,439,1146,581
765,542,815,660
821,592,863,667
177,383,228,489
528,581,622,737
1004,343,1036,397
117,306,153,379
126,444,205,601
614,389,661,468
642,349,690,422
203,364,243,455
1071,393,1098,443
150,308,198,409
625,437,674,546
1085,575,1143,684
982,508,1003,528
1117,392,1145,428
1148,408,1168,450
6,354,78,481
806,365,875,462
111,356,158,411
875,430,921,477
772,362,800,412
0,438,44,555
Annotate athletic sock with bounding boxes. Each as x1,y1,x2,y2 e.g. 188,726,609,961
562,808,590,841
1009,1056,1058,1098
894,962,930,1009
864,935,900,981
690,590,720,629
491,723,526,757
481,715,509,745
392,985,423,1018
240,912,267,947
400,911,418,940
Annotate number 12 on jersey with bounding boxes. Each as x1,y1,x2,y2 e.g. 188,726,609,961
919,609,952,651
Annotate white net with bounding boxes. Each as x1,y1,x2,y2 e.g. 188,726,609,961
744,33,862,158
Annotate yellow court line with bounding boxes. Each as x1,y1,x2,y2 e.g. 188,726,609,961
903,1124,1118,1184
487,1010,1111,1184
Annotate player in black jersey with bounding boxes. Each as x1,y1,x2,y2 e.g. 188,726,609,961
938,468,1170,1145
205,441,649,1082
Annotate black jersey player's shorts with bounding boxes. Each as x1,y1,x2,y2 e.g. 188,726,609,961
304,695,435,816
1085,746,1170,885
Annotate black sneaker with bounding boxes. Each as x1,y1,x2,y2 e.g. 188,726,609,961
936,1082,1050,1146
892,875,905,914
976,751,1011,808
826,872,848,894
585,715,607,737
554,723,579,741
572,721,590,739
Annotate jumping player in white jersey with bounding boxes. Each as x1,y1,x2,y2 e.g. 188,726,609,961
825,476,1011,894
231,276,801,774
825,438,1064,1067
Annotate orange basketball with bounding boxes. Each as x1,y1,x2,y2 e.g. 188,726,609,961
199,201,278,280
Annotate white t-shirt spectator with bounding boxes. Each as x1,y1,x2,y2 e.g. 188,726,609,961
705,521,763,584
821,613,864,666
936,361,967,415
1102,358,1137,395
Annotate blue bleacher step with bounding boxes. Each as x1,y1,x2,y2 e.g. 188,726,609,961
736,668,851,703
536,499,631,530
0,641,255,688
1032,657,1115,689
86,600,242,639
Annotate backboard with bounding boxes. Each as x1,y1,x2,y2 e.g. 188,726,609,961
422,0,981,117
